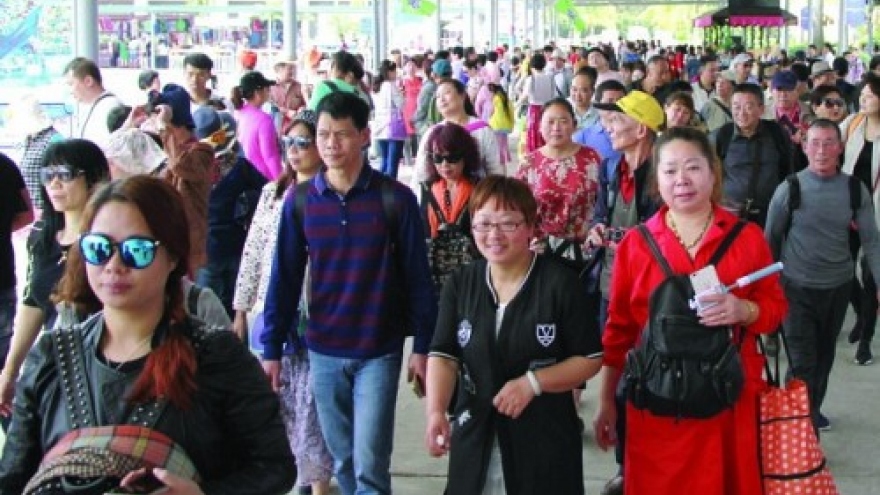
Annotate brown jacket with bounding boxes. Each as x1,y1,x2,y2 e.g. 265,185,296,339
160,131,214,274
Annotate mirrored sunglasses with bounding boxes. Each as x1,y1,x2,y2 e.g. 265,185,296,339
40,165,84,184
79,233,162,270
283,136,314,150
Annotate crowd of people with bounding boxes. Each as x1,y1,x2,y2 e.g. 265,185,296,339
0,35,877,495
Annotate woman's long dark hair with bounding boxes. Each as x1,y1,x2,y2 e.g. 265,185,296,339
372,59,397,94
54,176,197,409
33,139,110,254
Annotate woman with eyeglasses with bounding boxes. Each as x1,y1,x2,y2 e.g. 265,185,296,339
232,109,333,495
419,123,482,296
424,175,603,495
0,175,295,494
412,78,503,187
840,72,880,366
0,139,109,420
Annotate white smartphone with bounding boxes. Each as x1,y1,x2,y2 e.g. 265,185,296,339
690,265,721,294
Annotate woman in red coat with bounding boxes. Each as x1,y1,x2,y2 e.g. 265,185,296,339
592,127,787,495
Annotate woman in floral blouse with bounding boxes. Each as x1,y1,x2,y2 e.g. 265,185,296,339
515,97,602,259
231,109,332,495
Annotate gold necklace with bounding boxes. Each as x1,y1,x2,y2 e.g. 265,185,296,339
668,210,714,250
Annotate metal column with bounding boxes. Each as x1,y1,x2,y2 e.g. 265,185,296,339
283,0,297,59
468,0,475,48
74,0,99,61
373,0,388,69
436,0,443,51
490,0,498,48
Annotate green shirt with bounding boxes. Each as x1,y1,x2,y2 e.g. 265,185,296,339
307,78,357,110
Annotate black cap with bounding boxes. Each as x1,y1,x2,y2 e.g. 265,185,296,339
239,71,276,95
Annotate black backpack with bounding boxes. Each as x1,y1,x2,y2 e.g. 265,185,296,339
420,183,478,296
625,221,746,419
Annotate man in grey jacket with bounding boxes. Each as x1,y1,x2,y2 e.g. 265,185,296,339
765,119,880,433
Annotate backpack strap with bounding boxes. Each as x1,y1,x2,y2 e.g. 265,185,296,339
636,224,675,278
420,182,448,225
783,173,800,238
292,180,311,249
715,123,734,161
187,284,202,316
324,80,340,93
707,220,746,266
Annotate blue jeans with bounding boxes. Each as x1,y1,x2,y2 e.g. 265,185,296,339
308,349,402,495
377,139,404,180
196,255,240,317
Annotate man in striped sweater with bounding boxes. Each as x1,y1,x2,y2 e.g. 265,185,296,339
262,91,437,495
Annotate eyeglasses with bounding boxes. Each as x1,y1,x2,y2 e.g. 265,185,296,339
822,98,845,108
429,152,463,164
40,165,84,184
472,220,525,233
79,233,162,269
283,136,314,150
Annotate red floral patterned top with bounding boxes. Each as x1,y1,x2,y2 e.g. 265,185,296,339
515,145,602,243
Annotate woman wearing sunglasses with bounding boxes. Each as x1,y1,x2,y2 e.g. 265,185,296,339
0,139,109,421
0,175,296,494
233,109,333,495
420,123,483,296
412,78,503,187
809,85,848,124
424,176,602,494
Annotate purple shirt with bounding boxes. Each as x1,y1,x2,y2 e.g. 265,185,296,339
237,104,282,180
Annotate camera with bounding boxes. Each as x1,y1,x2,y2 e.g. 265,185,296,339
605,227,627,243
145,90,165,114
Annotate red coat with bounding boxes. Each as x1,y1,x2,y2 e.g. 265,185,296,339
604,205,787,495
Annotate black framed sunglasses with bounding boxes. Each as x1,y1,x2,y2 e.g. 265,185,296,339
822,98,845,108
40,165,84,184
283,136,314,150
429,152,464,164
79,233,162,269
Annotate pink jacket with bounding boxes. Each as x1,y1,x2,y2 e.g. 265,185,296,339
237,104,282,180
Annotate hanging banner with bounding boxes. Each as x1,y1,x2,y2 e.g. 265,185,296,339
401,0,437,17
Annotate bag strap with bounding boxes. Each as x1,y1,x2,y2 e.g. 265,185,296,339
187,284,202,316
636,224,674,278
743,134,764,219
708,220,746,266
420,182,448,225
758,329,794,387
637,219,745,278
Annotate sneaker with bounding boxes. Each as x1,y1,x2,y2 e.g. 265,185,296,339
855,342,874,366
848,320,863,344
817,413,831,432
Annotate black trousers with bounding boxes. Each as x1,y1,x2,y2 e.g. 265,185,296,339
859,257,877,344
781,277,851,428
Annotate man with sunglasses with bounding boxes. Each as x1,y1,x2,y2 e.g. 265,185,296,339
0,153,33,432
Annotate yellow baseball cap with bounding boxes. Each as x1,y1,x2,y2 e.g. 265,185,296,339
594,90,665,132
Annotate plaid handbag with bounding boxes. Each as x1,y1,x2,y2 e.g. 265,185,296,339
758,334,839,495
23,325,201,494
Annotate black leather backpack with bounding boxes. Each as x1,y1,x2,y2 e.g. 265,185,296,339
625,221,746,419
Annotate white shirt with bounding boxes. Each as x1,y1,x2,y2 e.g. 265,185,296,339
75,91,123,146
